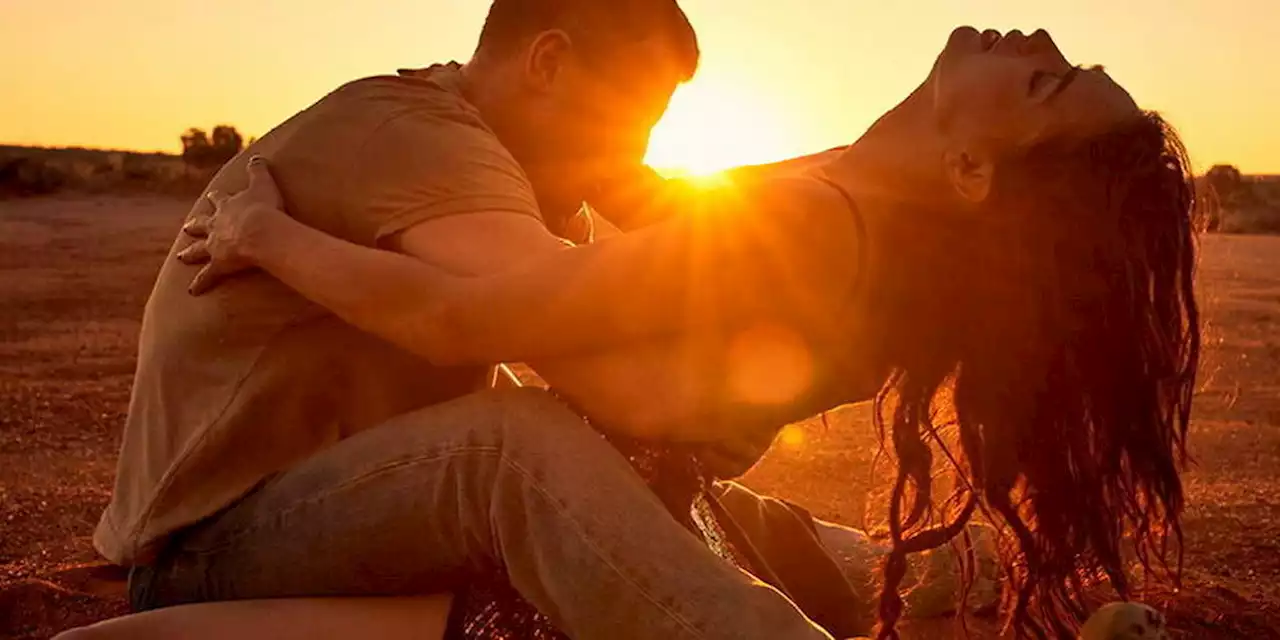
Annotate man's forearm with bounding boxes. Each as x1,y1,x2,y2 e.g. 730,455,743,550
242,210,461,363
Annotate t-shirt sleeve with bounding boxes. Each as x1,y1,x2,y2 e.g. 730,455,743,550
344,108,542,246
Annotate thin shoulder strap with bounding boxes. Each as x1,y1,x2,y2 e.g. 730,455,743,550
812,172,869,306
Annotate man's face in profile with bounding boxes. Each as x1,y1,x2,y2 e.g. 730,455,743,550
535,34,684,205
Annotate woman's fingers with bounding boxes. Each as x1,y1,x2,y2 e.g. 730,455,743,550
188,264,230,296
181,158,278,297
177,242,211,265
205,190,231,219
246,155,268,187
244,156,284,207
183,216,211,238
184,250,253,296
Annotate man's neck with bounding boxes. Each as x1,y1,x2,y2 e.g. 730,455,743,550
459,60,585,232
459,59,522,155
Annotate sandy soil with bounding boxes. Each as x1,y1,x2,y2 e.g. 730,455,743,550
1,195,1277,638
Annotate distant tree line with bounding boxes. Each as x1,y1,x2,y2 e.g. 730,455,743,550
0,123,248,197
181,125,245,172
4,127,1278,237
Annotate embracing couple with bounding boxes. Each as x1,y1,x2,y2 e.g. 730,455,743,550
65,1,1199,639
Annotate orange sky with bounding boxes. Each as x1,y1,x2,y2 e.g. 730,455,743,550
2,0,1277,174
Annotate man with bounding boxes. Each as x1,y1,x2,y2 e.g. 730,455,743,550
98,1,870,639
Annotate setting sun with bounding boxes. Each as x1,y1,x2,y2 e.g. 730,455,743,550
644,78,797,178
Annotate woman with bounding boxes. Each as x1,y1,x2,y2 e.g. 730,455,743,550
81,26,1200,640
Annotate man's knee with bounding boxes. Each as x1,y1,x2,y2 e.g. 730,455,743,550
488,387,581,423
483,387,604,452
386,387,599,457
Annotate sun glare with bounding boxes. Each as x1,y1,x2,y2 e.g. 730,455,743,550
644,80,795,178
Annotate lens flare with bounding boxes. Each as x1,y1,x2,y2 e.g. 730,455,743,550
726,322,815,406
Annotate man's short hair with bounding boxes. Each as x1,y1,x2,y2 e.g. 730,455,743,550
476,0,700,81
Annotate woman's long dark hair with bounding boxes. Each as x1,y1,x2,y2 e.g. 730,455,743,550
870,111,1202,638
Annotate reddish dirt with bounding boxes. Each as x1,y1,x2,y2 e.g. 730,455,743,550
1,195,1278,639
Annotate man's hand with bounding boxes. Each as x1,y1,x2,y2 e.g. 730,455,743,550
178,156,287,295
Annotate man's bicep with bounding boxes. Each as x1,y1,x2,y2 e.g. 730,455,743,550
384,211,570,277
346,109,542,248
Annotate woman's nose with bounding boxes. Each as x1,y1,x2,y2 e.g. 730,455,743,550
1024,29,1071,66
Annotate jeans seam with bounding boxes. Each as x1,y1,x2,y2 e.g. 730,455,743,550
183,444,504,555
499,452,712,640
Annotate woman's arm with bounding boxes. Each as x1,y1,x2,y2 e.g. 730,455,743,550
591,147,849,231
190,201,881,440
188,159,864,367
426,176,864,364
182,160,879,440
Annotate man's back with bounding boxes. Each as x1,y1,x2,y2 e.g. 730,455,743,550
96,66,529,564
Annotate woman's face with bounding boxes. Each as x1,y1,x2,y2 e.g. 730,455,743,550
930,27,1139,154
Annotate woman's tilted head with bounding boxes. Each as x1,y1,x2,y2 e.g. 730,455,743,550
867,28,1203,640
930,26,1141,205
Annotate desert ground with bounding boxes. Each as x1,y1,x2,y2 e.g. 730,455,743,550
1,195,1278,639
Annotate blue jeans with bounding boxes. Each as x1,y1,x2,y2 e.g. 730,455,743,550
129,388,833,640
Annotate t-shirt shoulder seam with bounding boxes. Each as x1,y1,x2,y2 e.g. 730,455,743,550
339,106,483,239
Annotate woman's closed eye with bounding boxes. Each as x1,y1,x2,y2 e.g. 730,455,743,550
1028,70,1060,96
1029,65,1086,101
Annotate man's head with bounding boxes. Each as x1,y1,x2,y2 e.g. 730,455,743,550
466,0,698,216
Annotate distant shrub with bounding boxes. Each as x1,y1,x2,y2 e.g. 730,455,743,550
1219,187,1280,233
0,157,69,196
182,125,244,173
1220,204,1280,234
0,123,246,200
0,146,211,199
1200,165,1280,235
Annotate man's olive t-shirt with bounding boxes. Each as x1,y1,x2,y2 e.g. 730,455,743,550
94,64,546,564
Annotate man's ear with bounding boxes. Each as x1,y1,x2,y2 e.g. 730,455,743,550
523,30,574,93
943,148,995,204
